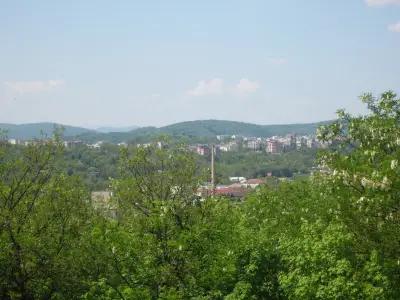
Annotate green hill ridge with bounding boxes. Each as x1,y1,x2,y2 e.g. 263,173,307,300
0,123,94,140
1,120,332,142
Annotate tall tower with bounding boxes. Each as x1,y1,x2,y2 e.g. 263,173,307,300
211,144,215,193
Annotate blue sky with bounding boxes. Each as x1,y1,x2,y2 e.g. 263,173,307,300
0,0,399,127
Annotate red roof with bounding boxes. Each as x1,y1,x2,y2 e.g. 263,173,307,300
214,187,248,198
246,179,265,184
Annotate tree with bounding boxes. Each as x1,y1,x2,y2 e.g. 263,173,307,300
0,138,92,299
241,91,400,299
316,91,400,296
90,143,244,299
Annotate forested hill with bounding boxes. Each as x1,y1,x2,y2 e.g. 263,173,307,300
77,119,332,143
1,120,332,142
0,123,94,139
161,120,330,137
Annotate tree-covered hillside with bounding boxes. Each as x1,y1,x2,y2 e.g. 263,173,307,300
77,120,332,143
161,119,331,137
1,120,332,143
0,122,94,139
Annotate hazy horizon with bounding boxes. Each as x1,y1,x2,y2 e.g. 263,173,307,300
1,0,399,127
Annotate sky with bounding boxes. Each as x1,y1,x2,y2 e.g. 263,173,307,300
0,0,399,128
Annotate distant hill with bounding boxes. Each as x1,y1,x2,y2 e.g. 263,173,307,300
160,120,329,137
76,120,332,143
77,126,158,143
0,120,332,142
0,123,94,140
96,125,139,133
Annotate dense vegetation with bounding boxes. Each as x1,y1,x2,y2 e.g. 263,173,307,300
61,144,316,191
159,120,330,138
214,149,317,183
0,92,399,299
63,143,120,190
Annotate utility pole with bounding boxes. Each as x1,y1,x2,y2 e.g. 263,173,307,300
211,144,215,194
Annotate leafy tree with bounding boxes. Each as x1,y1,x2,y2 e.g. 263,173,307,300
279,220,389,299
315,91,400,296
1,91,399,299
0,138,92,299
240,91,400,299
87,144,243,299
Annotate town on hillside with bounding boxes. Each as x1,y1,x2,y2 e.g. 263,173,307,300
4,132,324,201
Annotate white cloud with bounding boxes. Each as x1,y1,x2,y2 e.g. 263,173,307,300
3,80,65,94
187,78,224,96
365,0,400,6
234,78,260,95
388,21,400,32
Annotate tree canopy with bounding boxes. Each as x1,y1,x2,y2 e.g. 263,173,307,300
0,91,399,299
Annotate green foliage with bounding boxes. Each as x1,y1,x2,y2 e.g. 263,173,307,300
160,120,328,138
81,144,245,299
62,143,317,190
313,91,400,297
239,91,400,299
214,149,316,183
1,91,399,299
63,143,120,190
0,139,92,299
279,220,389,299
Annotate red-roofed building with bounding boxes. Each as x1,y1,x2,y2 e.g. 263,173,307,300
214,186,248,199
196,144,210,156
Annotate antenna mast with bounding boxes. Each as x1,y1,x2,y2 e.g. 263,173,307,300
211,144,215,193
